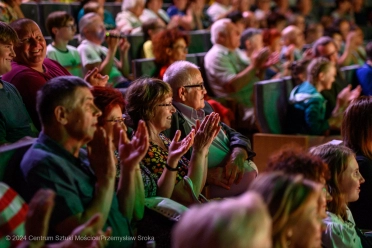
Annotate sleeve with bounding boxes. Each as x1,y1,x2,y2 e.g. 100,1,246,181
322,219,361,248
25,158,86,227
167,6,179,18
304,98,330,135
207,51,238,87
77,44,102,67
356,67,372,95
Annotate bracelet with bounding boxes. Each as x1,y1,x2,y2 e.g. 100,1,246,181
165,163,178,172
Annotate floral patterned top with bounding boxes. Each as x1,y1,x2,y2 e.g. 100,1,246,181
0,2,18,23
141,133,190,197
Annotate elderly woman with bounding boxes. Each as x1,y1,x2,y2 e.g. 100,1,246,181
116,0,145,34
152,28,190,79
249,172,323,248
125,77,220,206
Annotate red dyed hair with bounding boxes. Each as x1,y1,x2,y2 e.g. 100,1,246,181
91,86,125,126
152,28,190,66
262,28,281,47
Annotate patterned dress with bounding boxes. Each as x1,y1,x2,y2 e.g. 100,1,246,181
0,2,18,23
141,133,190,197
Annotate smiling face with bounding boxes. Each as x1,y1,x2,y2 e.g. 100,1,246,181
14,21,46,72
148,95,176,133
319,64,336,91
65,87,102,143
0,42,16,75
339,155,365,203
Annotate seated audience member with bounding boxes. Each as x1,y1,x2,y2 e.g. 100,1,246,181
172,192,272,248
2,18,107,131
288,14,306,34
0,0,24,23
267,11,287,32
272,0,293,19
204,19,273,129
206,0,232,22
125,78,220,206
18,76,147,247
289,58,311,86
288,57,349,135
310,144,368,248
83,2,105,20
77,0,116,30
331,0,354,23
249,172,323,248
163,61,257,198
262,28,281,54
342,96,372,230
266,146,331,218
166,0,193,30
78,13,130,88
305,23,324,45
189,0,211,30
152,28,189,79
0,21,36,145
226,11,246,33
312,36,361,119
295,0,318,25
116,0,145,34
357,42,372,95
0,185,110,248
340,27,366,66
280,25,305,62
333,18,351,43
141,19,166,59
254,0,271,27
46,11,82,78
140,0,170,25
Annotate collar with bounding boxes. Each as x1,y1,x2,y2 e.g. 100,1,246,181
173,102,205,121
213,43,235,55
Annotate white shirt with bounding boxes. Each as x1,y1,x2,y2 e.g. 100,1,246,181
116,10,142,34
140,8,170,23
206,2,232,22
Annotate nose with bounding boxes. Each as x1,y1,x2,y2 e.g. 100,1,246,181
170,105,176,113
360,175,365,184
10,46,16,58
93,104,102,117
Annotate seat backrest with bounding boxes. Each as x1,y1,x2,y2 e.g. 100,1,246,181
0,138,35,185
20,3,40,27
254,77,294,134
340,64,361,88
195,52,215,97
188,30,212,54
39,2,71,35
127,34,146,61
104,2,123,20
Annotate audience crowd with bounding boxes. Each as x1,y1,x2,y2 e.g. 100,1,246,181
2,0,372,247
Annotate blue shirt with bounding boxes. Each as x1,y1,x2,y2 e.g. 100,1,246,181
356,62,372,96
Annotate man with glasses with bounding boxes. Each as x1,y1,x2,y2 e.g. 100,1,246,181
46,11,82,77
312,36,361,119
163,61,257,198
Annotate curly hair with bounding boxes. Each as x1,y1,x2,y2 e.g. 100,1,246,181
152,28,190,66
125,77,172,129
91,86,125,126
262,28,281,48
267,146,330,183
310,144,354,221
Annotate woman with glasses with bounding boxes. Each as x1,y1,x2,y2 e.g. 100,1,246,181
249,172,323,248
311,144,367,248
125,77,220,206
342,96,372,231
152,28,190,79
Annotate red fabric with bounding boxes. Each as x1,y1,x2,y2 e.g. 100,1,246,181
2,58,71,130
158,65,169,80
207,99,233,123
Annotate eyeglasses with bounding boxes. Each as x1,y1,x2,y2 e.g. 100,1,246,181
106,117,125,124
157,102,174,109
183,83,205,91
173,45,188,53
64,24,77,30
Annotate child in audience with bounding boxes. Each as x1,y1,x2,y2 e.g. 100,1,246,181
46,11,83,77
310,144,369,248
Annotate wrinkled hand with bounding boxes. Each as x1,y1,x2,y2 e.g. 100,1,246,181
206,167,230,190
337,84,362,108
84,67,109,87
193,113,221,153
87,127,116,182
66,214,112,248
168,130,194,165
25,189,55,248
224,147,247,185
118,120,149,171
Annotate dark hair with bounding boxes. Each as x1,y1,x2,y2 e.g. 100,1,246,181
46,11,74,40
289,58,311,85
342,96,372,160
152,28,190,66
37,76,90,126
267,146,330,183
226,10,244,24
91,86,125,126
310,144,354,221
142,18,159,41
84,2,101,15
267,12,286,29
312,36,336,57
0,21,19,45
125,77,172,129
366,42,372,61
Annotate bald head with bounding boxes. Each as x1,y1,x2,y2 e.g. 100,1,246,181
281,25,304,48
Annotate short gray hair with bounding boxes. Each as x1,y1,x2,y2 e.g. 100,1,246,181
210,18,231,45
312,36,336,57
163,61,199,94
240,28,262,49
79,12,100,40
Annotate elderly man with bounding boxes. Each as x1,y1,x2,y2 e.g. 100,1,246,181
163,61,257,197
3,18,107,130
18,76,148,248
280,25,305,62
204,18,273,128
312,36,361,119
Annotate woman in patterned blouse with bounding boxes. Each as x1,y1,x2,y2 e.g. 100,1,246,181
125,77,220,206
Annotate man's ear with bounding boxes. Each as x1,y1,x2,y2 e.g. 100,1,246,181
54,106,69,125
178,87,187,102
165,47,172,57
51,27,59,37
